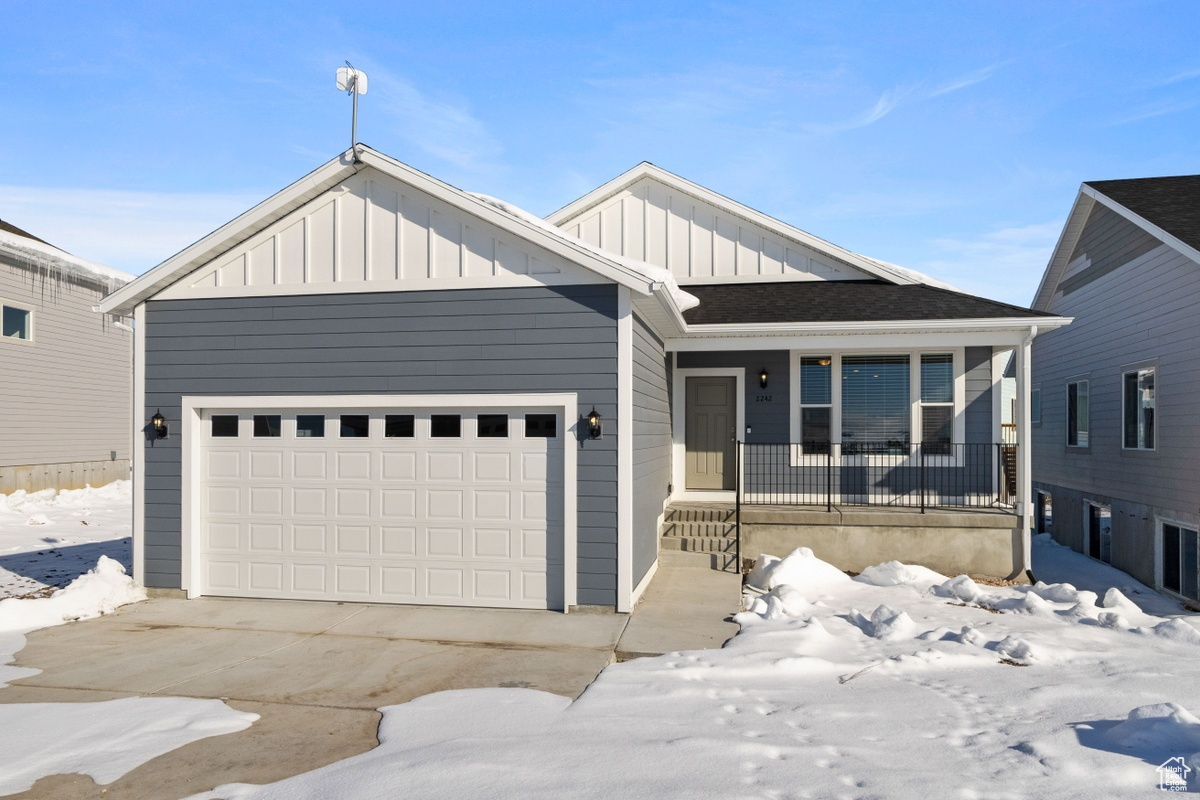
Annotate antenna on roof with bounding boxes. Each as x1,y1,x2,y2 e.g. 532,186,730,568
336,62,368,163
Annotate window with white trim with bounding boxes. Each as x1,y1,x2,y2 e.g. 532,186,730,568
1067,380,1089,447
1161,521,1199,601
920,354,954,455
1031,386,1041,424
842,354,910,454
2,304,31,340
798,356,832,454
1123,367,1155,450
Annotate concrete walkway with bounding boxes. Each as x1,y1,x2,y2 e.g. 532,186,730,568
4,561,742,799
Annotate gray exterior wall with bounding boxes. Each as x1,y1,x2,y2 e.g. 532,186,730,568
631,314,671,588
964,346,994,445
143,285,620,605
0,257,131,488
676,350,791,442
1032,203,1200,590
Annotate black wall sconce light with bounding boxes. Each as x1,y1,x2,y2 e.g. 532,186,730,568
585,406,602,439
151,409,169,439
759,368,769,388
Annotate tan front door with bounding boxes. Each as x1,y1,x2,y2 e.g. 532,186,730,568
685,376,737,490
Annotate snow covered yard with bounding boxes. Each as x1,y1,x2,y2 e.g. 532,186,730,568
193,539,1200,800
0,481,133,598
0,483,256,795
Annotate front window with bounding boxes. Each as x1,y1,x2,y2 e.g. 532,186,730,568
1123,368,1155,450
799,356,832,454
1067,380,1089,447
920,354,954,455
842,355,910,454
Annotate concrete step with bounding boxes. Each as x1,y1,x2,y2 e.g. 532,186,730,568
659,549,739,572
663,505,736,523
661,535,736,553
659,521,737,538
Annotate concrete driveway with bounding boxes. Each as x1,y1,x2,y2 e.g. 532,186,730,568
3,598,629,799
2,562,741,799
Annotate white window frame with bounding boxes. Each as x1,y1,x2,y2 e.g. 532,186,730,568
1,300,34,344
1121,364,1156,451
1066,377,1089,448
789,348,965,466
796,355,833,456
1156,517,1200,603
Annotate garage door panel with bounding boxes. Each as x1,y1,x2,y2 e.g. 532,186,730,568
200,406,560,610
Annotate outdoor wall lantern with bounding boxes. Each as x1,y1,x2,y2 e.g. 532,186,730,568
759,368,769,388
585,407,602,439
151,410,169,439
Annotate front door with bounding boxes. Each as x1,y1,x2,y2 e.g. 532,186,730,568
685,376,736,491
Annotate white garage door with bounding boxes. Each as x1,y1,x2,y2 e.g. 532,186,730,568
197,406,563,609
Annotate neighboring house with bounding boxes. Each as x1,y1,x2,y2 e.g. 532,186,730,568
1,220,134,493
1031,175,1200,603
99,146,1068,612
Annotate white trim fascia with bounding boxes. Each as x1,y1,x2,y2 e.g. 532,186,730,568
667,328,1069,352
546,162,919,285
679,316,1072,336
100,153,362,315
630,558,658,608
1083,184,1200,271
132,302,146,586
616,286,634,612
179,392,579,610
671,367,745,502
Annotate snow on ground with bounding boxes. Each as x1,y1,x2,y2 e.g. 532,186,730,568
0,481,133,598
196,539,1200,799
0,483,258,794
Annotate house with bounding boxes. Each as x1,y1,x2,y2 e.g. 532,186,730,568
98,146,1068,612
1031,175,1200,603
1,219,134,493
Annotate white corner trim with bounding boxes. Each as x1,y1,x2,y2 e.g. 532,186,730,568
630,558,659,608
132,303,146,587
671,366,745,502
617,286,634,612
178,392,579,609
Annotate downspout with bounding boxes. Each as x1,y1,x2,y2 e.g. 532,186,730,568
1019,325,1038,583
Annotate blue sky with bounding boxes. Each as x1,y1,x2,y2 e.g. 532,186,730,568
2,1,1197,304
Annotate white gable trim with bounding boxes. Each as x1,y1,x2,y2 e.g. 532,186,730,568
100,147,658,315
547,162,919,286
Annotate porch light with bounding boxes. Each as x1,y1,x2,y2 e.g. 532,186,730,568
151,410,168,439
759,368,769,388
585,407,602,439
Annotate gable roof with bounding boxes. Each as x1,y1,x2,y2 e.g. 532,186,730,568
682,280,1046,326
0,220,134,290
98,146,685,316
1032,174,1200,312
0,218,52,246
547,162,956,288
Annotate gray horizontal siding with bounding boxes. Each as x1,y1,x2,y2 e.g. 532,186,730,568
0,259,131,471
1061,203,1161,296
964,346,994,445
143,285,619,605
632,314,671,588
676,350,791,442
1033,208,1200,559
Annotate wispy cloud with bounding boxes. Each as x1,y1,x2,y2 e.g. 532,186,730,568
1104,98,1197,127
0,186,264,276
805,63,1001,135
1155,67,1200,87
913,221,1064,306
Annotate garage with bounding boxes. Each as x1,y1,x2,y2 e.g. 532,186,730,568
189,400,568,610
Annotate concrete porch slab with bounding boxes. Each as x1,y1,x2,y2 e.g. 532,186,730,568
616,563,742,660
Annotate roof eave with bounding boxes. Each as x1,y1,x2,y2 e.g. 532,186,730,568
679,315,1072,336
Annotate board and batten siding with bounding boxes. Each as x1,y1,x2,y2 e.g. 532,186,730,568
559,177,875,285
1033,205,1200,587
632,314,671,587
0,259,131,477
142,285,620,605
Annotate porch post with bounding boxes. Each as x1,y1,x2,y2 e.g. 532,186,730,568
1015,326,1038,575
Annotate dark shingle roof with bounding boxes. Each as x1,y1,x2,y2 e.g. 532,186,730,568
1085,175,1200,252
681,280,1045,325
0,219,53,247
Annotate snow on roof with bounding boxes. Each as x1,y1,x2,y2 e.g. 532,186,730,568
860,256,961,291
467,192,700,312
0,228,136,291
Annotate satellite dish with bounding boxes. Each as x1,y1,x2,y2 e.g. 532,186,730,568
336,66,368,94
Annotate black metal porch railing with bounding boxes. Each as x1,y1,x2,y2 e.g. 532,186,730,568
737,442,1016,512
